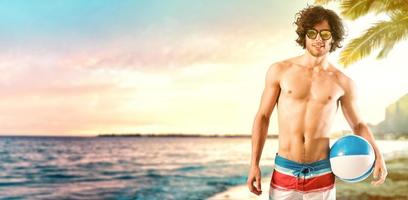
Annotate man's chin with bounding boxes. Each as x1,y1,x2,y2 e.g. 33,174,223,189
308,50,328,57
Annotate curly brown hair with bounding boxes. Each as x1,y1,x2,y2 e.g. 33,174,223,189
294,5,345,52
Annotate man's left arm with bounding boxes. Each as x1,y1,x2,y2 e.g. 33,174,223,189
339,78,387,186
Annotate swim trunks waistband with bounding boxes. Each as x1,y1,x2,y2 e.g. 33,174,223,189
270,154,335,193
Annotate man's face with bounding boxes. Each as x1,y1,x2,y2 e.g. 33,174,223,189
305,20,332,57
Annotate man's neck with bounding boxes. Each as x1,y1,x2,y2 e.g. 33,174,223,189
299,51,330,70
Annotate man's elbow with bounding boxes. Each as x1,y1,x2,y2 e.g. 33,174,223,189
352,122,369,135
256,112,271,122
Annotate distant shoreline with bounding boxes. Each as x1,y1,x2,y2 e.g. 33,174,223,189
97,133,279,139
0,134,279,139
1,133,407,140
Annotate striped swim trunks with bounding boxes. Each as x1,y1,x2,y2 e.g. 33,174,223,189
269,154,335,200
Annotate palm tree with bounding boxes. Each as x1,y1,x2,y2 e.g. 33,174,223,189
315,0,408,67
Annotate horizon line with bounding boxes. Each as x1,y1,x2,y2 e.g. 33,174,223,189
0,133,274,138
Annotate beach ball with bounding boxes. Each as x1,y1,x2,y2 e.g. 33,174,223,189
329,135,375,183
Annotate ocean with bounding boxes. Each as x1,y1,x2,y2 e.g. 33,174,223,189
0,137,276,200
1,136,407,200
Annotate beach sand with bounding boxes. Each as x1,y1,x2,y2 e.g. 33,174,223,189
209,150,408,200
208,177,271,200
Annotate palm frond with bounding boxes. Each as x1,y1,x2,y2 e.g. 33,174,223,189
376,12,408,59
340,0,375,20
376,41,396,59
340,12,408,66
369,0,408,14
326,0,408,20
340,21,388,66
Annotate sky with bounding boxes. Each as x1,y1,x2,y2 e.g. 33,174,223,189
0,0,407,136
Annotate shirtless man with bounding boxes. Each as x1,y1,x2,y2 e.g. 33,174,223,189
247,6,387,200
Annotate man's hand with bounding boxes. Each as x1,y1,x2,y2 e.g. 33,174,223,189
247,166,262,195
371,156,387,186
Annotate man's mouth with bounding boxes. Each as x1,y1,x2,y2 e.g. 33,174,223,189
313,44,325,49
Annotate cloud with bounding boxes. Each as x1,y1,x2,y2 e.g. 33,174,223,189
0,52,160,134
5,21,289,72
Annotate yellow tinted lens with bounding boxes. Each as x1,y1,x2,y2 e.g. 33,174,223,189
320,30,332,40
306,30,317,39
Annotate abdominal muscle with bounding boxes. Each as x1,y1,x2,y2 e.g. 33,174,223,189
276,96,336,163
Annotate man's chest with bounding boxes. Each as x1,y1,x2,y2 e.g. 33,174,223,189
279,69,344,103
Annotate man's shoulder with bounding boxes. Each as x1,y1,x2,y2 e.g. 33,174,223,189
329,65,356,91
264,60,293,83
267,57,297,73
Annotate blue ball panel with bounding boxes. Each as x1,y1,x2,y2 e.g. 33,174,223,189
330,135,374,158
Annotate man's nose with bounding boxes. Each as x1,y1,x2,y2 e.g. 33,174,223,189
315,33,323,42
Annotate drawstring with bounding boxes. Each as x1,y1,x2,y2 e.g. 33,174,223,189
293,165,315,178
293,165,315,191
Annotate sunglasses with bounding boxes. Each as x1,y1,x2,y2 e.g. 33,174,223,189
306,28,332,40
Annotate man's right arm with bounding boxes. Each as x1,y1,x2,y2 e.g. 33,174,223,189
247,63,282,195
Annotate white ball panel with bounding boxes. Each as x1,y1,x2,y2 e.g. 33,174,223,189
330,155,375,179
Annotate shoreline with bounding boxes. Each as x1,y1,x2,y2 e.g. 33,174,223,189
208,175,272,200
208,143,408,200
